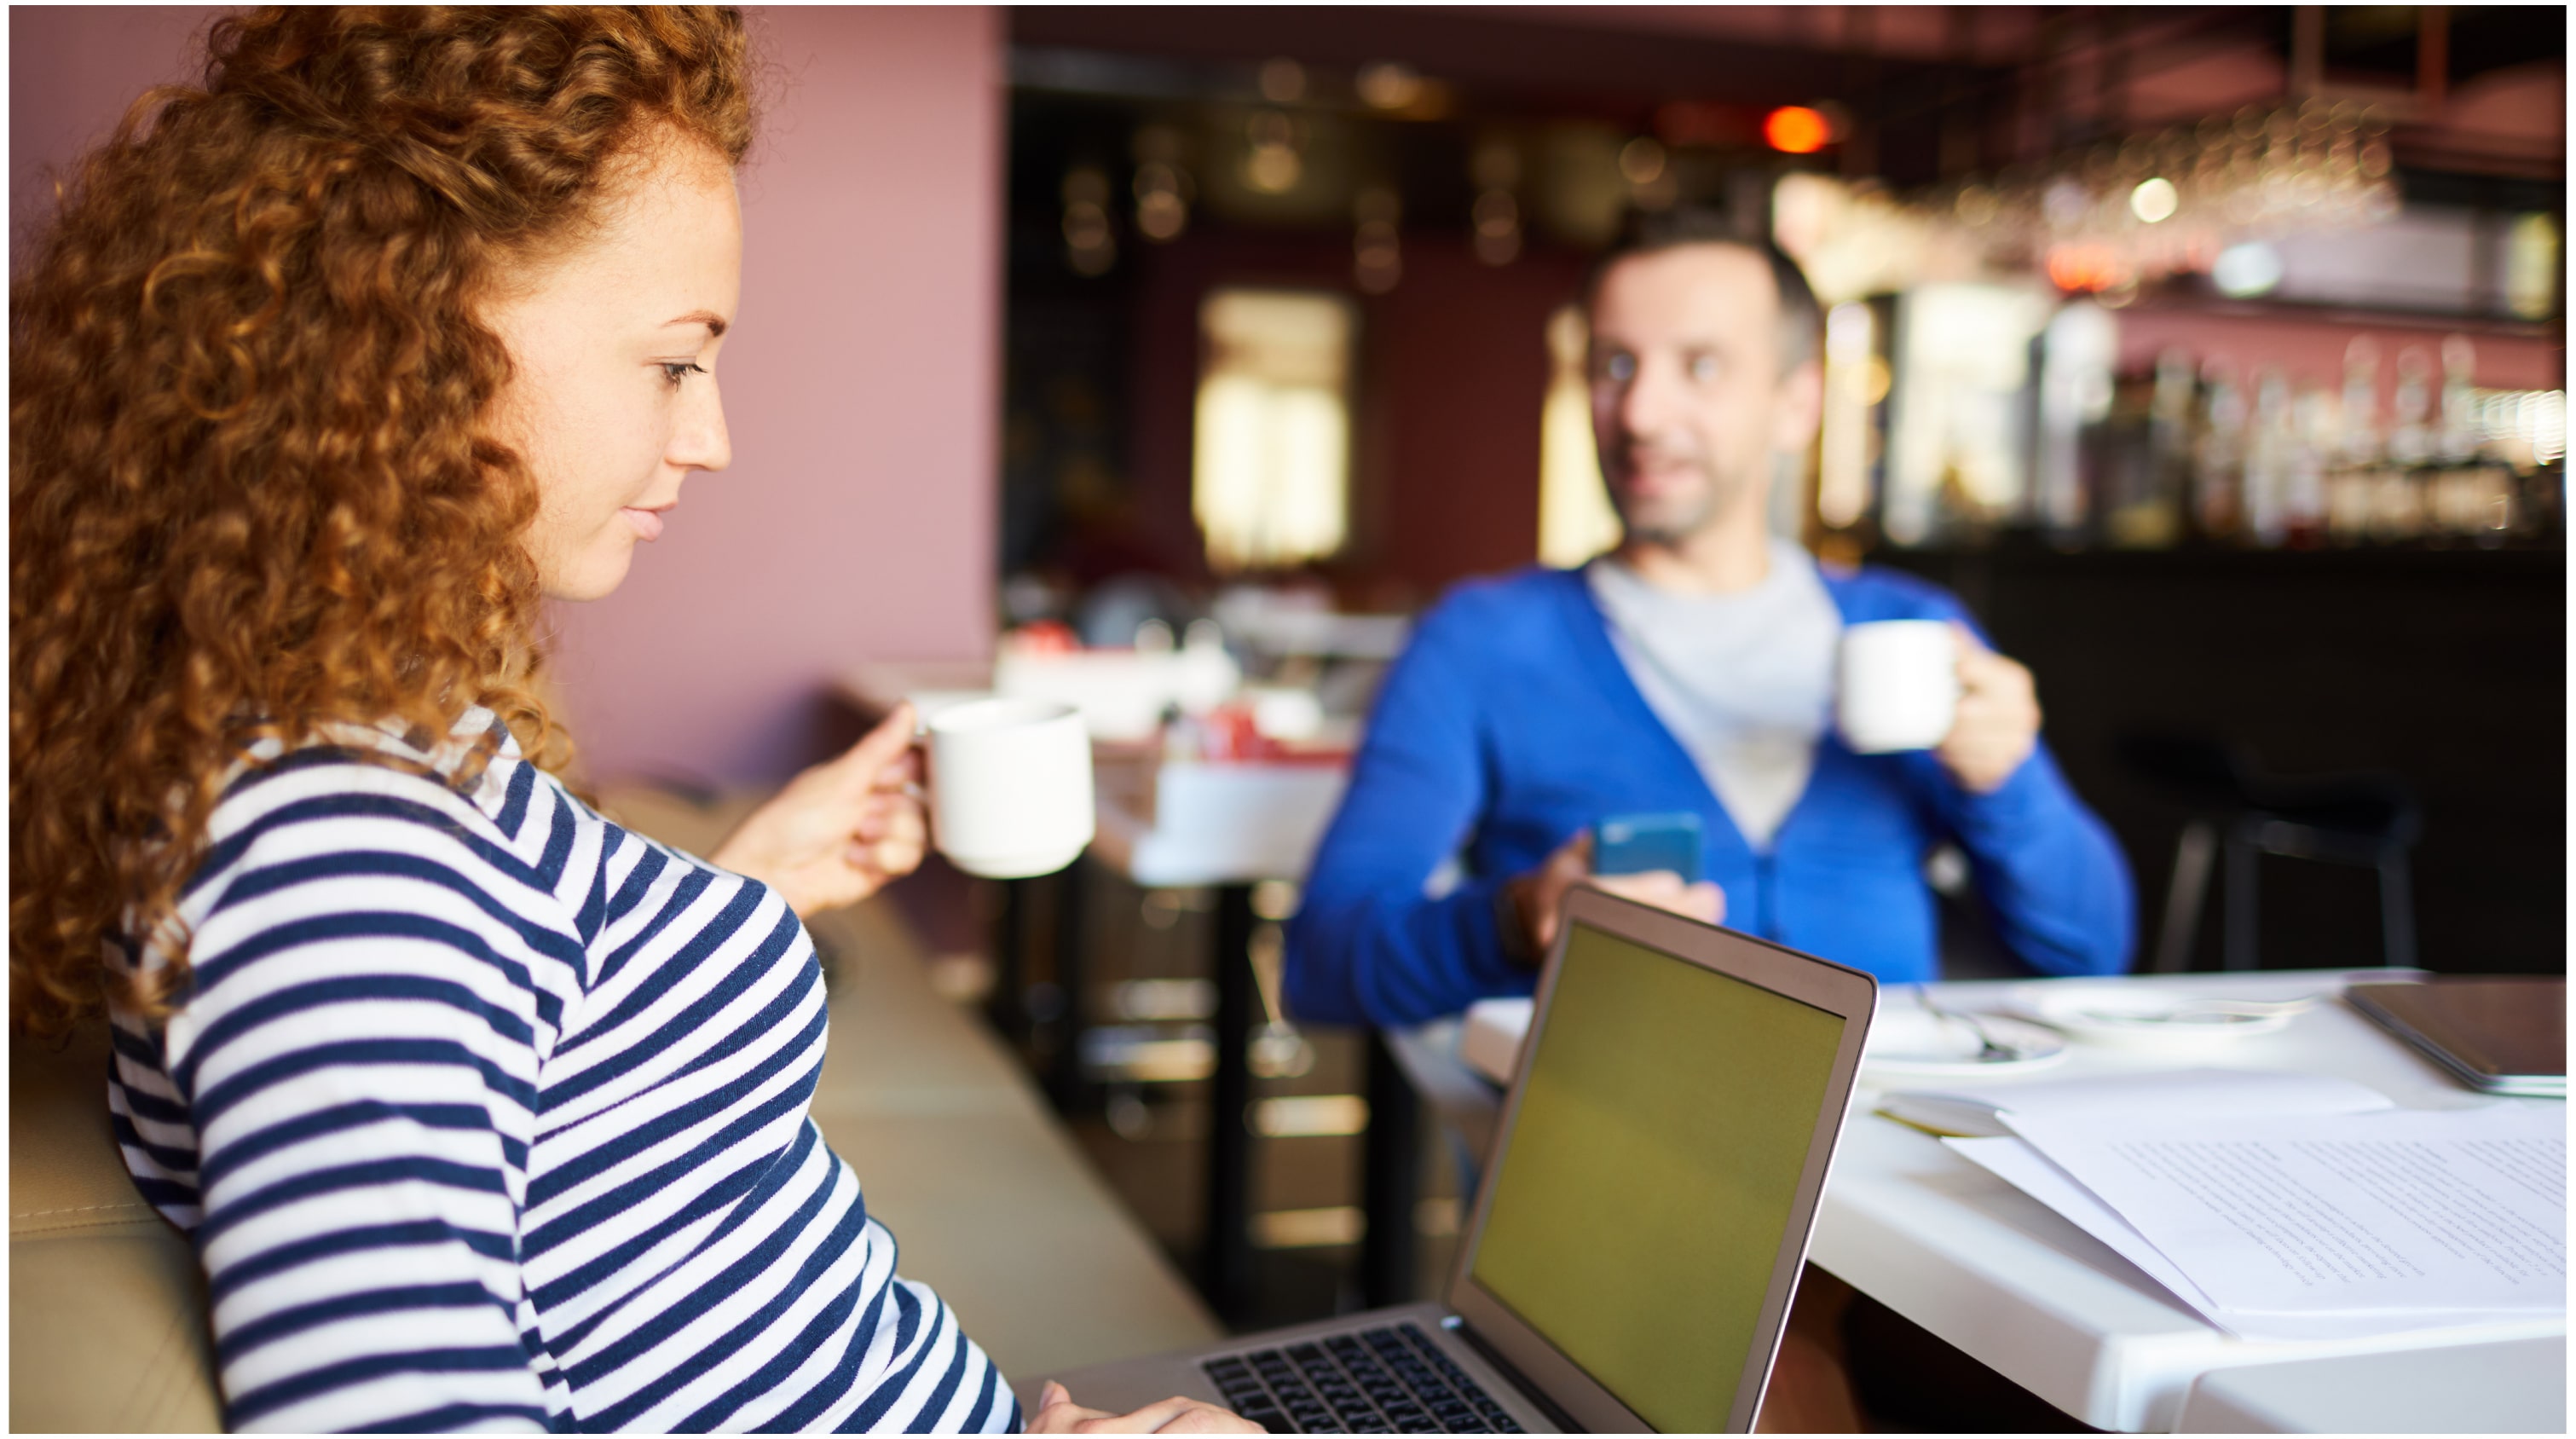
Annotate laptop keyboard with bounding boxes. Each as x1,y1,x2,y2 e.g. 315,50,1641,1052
1203,1321,1527,1434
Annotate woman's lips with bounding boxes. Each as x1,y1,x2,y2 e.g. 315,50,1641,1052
621,506,667,541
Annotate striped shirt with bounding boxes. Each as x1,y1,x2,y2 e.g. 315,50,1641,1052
108,710,1017,1432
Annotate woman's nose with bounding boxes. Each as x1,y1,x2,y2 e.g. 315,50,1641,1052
671,378,731,474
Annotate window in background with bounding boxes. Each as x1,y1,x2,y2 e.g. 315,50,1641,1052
2505,213,2562,321
1816,300,1886,531
1539,305,1621,567
1883,283,2054,546
1193,290,1355,573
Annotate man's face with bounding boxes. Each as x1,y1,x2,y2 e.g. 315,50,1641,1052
1586,245,1813,545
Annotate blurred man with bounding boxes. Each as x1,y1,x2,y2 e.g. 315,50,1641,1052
1285,210,2133,1026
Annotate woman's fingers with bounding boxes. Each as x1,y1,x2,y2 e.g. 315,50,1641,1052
869,744,922,792
827,702,918,796
846,792,927,877
1150,1401,1266,1433
1024,1392,1192,1433
1024,1381,1112,1433
1060,1396,1259,1433
852,789,926,843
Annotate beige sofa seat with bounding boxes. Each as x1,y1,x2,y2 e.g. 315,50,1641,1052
801,922,1224,1378
10,787,1216,1430
9,1022,222,1432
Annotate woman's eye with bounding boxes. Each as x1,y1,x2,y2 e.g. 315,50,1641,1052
659,361,708,384
1686,355,1721,383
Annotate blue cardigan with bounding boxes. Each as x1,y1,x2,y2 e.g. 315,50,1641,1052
1282,563,2135,1027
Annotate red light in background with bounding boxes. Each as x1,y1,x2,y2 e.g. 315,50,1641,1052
1763,107,1832,154
2045,244,2128,293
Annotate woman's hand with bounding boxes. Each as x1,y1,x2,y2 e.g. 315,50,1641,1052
711,703,927,918
1024,1381,1262,1433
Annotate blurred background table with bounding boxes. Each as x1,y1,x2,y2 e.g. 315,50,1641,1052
837,660,1418,1328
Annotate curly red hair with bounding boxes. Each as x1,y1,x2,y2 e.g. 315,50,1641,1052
10,6,756,1033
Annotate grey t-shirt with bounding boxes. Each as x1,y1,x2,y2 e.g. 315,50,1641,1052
1586,539,1842,852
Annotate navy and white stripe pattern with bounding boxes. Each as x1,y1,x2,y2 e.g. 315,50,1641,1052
109,711,1017,1432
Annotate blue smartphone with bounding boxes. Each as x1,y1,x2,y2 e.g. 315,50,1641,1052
1595,812,1703,878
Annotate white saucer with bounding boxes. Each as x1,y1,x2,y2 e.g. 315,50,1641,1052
1862,1006,2069,1077
2008,981,2310,1052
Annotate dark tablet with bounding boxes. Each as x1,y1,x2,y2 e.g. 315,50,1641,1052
2348,978,2567,1098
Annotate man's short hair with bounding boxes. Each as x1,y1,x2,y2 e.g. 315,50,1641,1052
1580,206,1823,373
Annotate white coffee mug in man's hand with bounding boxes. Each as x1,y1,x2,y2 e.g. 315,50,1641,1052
1837,620,1961,754
926,698,1095,879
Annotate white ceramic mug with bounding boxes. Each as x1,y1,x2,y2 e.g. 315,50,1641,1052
926,697,1095,879
1838,620,1961,754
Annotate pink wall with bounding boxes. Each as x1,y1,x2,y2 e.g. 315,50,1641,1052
9,6,1002,788
9,8,216,247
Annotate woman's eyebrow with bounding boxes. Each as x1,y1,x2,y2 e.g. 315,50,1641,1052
663,309,728,337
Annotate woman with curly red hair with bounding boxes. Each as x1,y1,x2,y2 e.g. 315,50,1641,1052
11,9,1246,1432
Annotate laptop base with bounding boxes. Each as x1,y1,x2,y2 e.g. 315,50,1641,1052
1026,1302,1564,1433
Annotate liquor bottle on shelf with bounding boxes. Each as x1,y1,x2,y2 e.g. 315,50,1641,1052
2374,346,2435,544
2286,386,2333,549
2120,348,2193,548
2099,362,2177,549
2192,361,2246,542
2244,367,2294,547
2437,334,2483,463
2429,335,2521,546
2325,337,2380,546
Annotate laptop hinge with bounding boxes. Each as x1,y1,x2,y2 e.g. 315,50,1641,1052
1447,1316,1587,1434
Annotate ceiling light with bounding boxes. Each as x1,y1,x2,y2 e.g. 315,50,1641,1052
2130,176,2180,224
1763,107,1831,155
2211,241,2285,298
1356,61,1423,112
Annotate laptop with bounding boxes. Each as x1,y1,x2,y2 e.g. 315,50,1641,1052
1032,887,1879,1433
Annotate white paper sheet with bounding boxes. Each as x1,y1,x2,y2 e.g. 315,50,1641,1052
2005,1106,2567,1317
1948,1136,2551,1342
1886,1066,2394,1138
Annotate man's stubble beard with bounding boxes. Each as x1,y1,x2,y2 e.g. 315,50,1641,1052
1603,451,1757,546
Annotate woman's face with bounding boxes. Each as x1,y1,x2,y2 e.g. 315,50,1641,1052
487,141,744,601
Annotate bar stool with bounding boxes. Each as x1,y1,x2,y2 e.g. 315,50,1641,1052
2117,734,2421,973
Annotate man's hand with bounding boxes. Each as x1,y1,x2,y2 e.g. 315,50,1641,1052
1935,621,2042,795
1507,830,1724,963
1025,1381,1262,1433
710,702,927,918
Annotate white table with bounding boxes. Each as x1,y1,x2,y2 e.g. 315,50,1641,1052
1441,968,2567,1432
2175,1334,2566,1432
1089,760,1346,890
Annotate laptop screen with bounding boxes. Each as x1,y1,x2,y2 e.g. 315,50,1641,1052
1466,918,1849,1432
